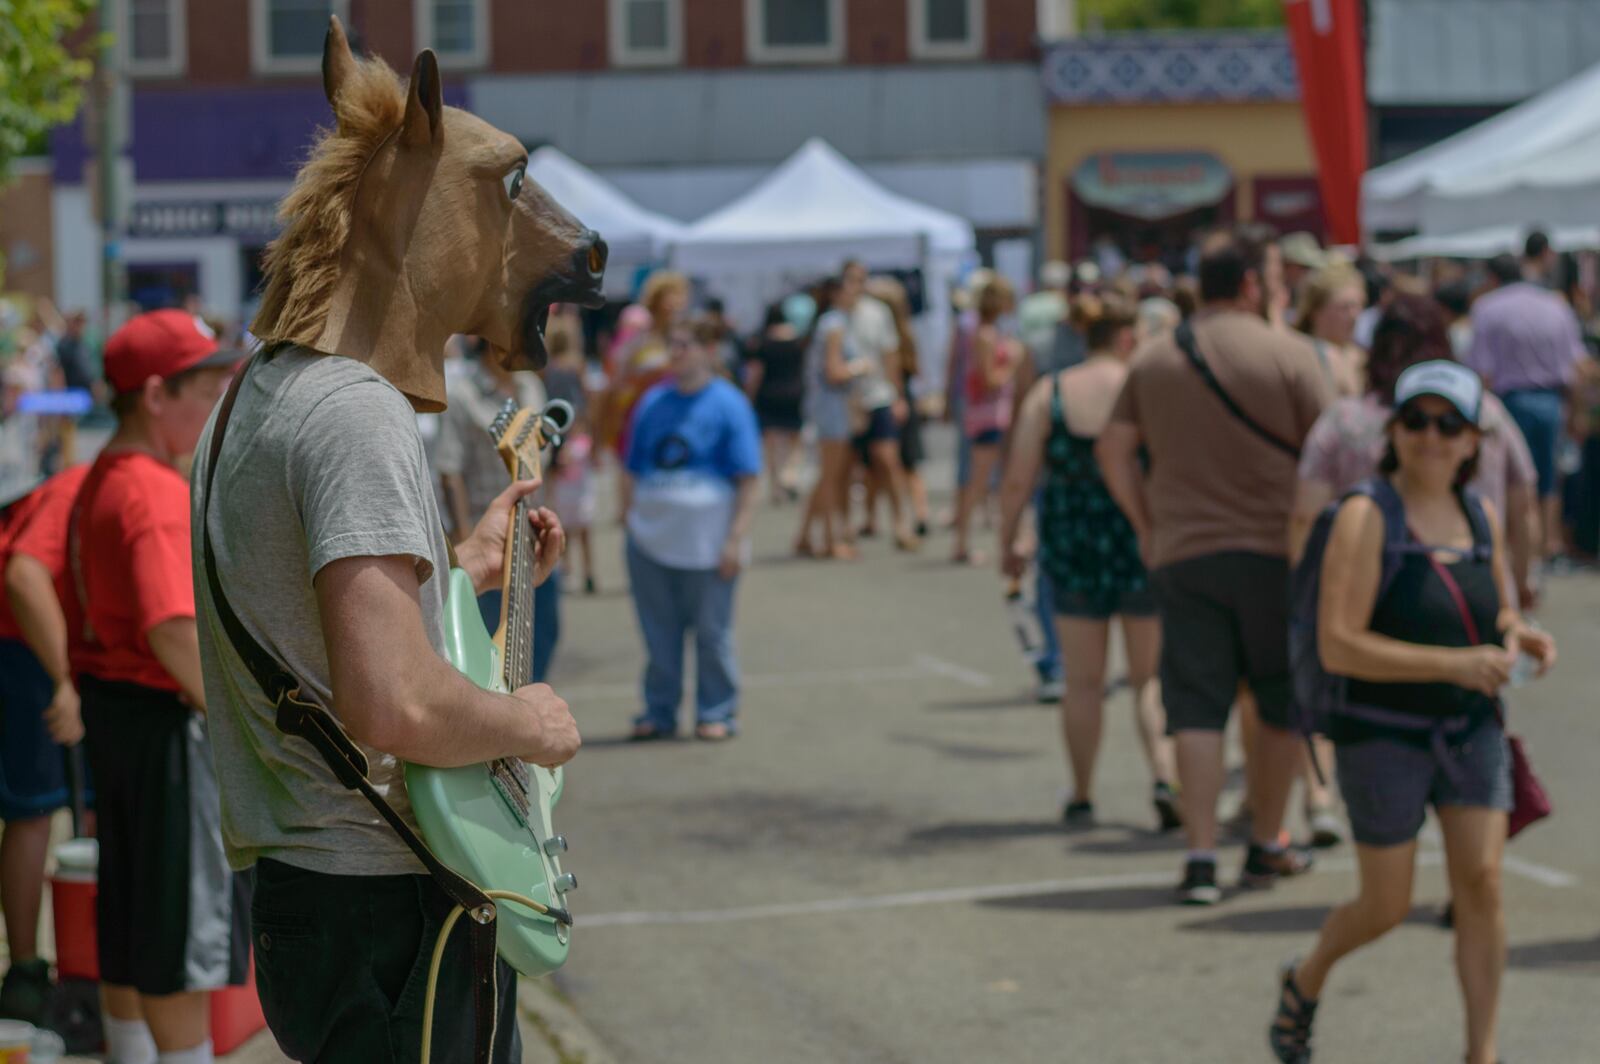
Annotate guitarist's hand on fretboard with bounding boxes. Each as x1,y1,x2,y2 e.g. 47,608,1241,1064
456,478,548,593
527,505,567,587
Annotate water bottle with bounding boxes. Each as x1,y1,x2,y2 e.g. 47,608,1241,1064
1005,579,1046,663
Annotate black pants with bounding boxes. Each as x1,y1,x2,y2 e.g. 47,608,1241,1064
1149,551,1293,733
251,859,522,1063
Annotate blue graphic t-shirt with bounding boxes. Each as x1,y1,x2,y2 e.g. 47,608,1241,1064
625,377,762,569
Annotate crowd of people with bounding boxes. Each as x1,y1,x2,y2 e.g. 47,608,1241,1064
0,220,1594,1063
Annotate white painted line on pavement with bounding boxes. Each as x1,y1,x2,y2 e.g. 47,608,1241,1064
580,870,1176,927
560,657,994,702
1503,855,1579,888
577,850,1575,930
912,653,994,689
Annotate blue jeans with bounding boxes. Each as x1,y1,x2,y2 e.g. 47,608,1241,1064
476,567,561,684
1502,388,1564,498
626,538,740,731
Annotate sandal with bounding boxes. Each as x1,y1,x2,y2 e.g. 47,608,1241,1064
1268,960,1318,1063
694,722,734,742
629,723,668,742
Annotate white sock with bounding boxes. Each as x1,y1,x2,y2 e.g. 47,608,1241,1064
1186,849,1217,865
104,1016,158,1064
157,1040,214,1064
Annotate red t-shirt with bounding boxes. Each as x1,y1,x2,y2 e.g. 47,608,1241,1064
65,452,194,692
0,464,90,642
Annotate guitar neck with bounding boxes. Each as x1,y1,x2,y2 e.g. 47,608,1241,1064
500,456,538,691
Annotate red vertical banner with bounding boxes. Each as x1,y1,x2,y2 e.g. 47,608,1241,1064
1283,0,1368,244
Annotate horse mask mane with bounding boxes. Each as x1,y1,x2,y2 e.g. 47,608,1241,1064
251,17,606,412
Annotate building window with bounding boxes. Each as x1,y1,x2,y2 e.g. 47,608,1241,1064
609,0,682,67
910,0,982,60
745,0,844,64
417,0,489,69
252,0,351,74
123,0,185,76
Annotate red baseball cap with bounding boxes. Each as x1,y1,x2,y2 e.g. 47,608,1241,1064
103,309,241,394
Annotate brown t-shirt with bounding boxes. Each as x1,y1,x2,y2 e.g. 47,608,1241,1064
1111,309,1329,568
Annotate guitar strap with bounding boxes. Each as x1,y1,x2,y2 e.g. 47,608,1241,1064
199,353,502,1064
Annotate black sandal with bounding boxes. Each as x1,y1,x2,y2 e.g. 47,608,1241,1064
1269,960,1318,1063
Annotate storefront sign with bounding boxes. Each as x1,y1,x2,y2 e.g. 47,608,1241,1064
1071,152,1233,220
127,199,280,239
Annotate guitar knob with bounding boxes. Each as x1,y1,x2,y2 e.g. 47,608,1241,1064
543,835,568,856
553,873,577,894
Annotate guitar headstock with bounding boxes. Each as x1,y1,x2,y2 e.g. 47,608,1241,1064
488,399,574,481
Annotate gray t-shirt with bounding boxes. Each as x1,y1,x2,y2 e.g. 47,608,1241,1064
192,348,449,876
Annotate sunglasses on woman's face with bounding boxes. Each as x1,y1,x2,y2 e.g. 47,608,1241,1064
1397,405,1470,438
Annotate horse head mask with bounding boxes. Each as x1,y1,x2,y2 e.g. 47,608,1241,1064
251,17,606,411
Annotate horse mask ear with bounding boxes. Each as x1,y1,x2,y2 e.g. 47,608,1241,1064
402,50,443,148
321,15,356,107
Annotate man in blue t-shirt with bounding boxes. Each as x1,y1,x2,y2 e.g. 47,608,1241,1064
623,318,762,741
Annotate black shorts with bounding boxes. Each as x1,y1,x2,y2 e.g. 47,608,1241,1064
1051,583,1158,621
0,638,71,821
80,675,250,996
1149,552,1292,733
252,859,522,1063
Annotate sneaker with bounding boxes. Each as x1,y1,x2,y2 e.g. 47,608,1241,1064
1307,807,1345,849
1153,782,1183,832
1036,677,1065,703
1177,859,1221,906
1061,799,1096,828
0,957,51,1025
1240,843,1315,890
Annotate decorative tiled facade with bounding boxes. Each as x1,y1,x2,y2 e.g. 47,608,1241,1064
1041,31,1299,106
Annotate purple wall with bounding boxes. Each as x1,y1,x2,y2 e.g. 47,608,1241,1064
54,83,471,185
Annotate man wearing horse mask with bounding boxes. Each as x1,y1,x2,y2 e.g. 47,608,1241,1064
190,19,603,1062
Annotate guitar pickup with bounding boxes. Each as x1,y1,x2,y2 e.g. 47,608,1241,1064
488,758,532,825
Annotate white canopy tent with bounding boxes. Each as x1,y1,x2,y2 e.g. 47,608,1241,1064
1364,59,1600,235
1369,224,1600,262
524,146,685,298
669,138,976,393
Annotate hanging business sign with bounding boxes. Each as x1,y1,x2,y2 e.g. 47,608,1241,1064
126,199,281,239
1070,152,1233,220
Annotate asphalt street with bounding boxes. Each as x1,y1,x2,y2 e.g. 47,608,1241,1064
542,426,1600,1064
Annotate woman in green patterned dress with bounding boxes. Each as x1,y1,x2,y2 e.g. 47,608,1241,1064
1000,293,1180,831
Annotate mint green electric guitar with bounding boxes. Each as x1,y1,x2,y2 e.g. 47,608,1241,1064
406,398,576,977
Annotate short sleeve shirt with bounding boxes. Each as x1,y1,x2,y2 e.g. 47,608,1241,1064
0,464,89,641
625,378,762,570
433,367,547,531
192,348,451,876
1298,392,1536,519
66,453,193,691
1111,310,1329,568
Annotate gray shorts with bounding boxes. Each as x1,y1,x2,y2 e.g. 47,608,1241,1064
1334,718,1513,848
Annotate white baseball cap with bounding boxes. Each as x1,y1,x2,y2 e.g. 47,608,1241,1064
1394,360,1483,426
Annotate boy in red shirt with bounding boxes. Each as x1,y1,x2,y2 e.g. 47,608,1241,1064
0,463,88,1024
68,310,240,1064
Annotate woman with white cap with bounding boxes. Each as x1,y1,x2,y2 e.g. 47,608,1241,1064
1269,361,1557,1064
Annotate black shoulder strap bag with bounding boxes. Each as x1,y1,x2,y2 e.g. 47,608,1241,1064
198,354,507,1064
1174,320,1301,459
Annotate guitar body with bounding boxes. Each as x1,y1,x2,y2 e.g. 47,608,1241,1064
406,398,578,979
407,569,569,977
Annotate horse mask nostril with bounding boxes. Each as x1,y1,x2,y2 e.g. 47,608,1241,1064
584,237,608,278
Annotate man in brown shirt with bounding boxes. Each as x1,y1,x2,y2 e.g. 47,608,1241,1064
1098,226,1330,905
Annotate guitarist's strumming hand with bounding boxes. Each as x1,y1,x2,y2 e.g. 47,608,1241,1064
457,479,568,594
511,684,582,768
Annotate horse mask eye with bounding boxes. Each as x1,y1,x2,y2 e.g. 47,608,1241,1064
503,165,525,202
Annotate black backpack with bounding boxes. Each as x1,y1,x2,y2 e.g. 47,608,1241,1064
1288,476,1494,752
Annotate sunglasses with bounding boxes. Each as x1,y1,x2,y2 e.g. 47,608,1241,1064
1397,405,1471,438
